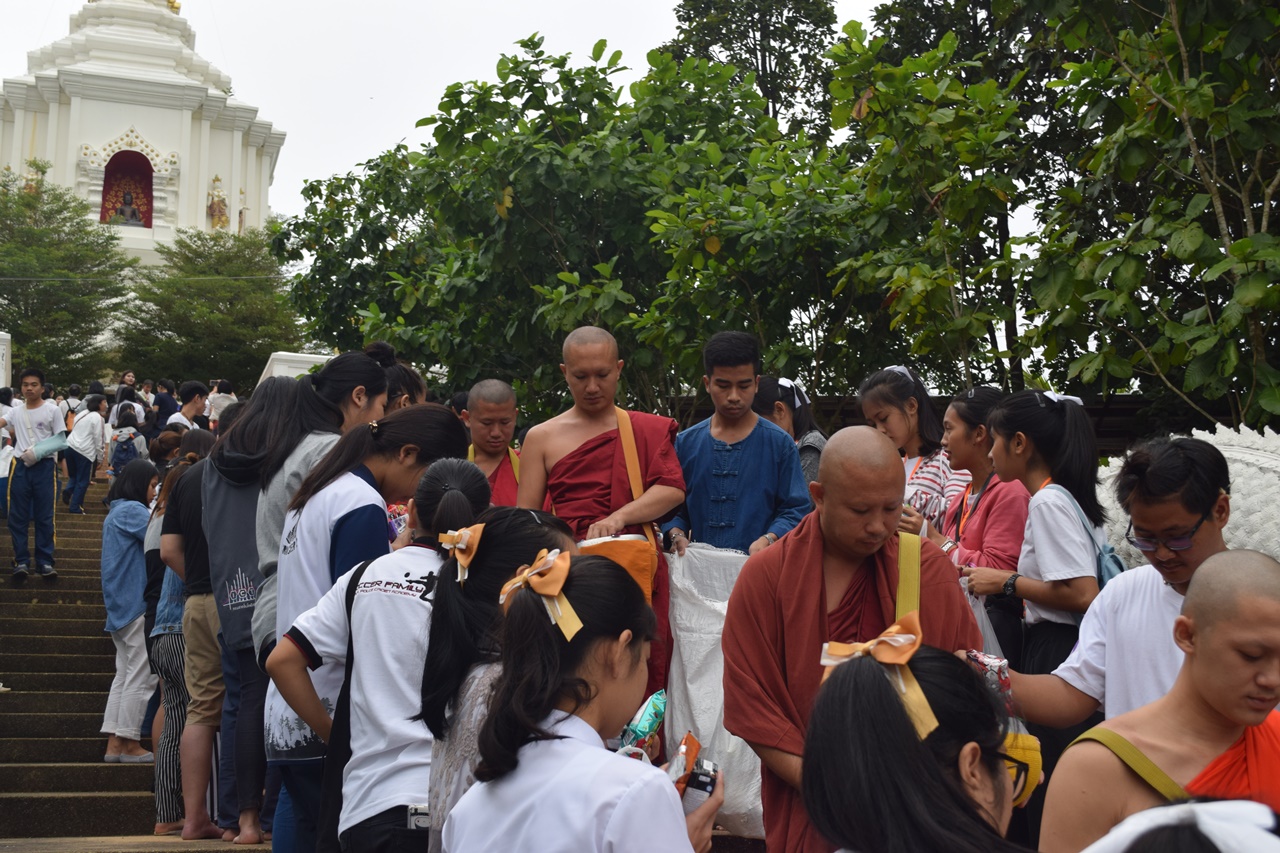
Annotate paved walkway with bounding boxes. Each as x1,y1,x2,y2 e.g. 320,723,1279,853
0,838,266,852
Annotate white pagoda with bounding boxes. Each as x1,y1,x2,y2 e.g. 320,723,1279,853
0,0,285,262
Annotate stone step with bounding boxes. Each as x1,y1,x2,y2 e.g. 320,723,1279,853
0,712,111,739
0,737,114,763
3,574,103,591
0,633,115,656
0,763,153,794
1,653,115,673
0,836,265,852
5,616,107,634
0,601,107,620
0,791,153,838
0,672,114,692
0,691,110,713
0,585,105,604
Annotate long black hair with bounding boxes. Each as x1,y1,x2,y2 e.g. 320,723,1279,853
210,377,301,489
803,646,1023,853
366,340,427,408
475,556,656,782
294,350,391,434
419,506,574,740
289,403,468,511
752,376,824,439
987,390,1105,526
859,365,943,457
949,386,1005,435
111,459,158,506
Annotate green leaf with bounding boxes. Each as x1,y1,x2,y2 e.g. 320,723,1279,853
705,142,723,166
591,39,607,62
1186,194,1211,219
1234,273,1269,307
1168,224,1205,260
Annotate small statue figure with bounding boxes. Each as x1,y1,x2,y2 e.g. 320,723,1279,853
117,191,143,226
208,176,229,230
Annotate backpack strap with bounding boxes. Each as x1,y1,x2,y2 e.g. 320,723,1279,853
1070,727,1189,802
897,532,921,621
614,407,658,552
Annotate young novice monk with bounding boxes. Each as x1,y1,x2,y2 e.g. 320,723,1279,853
1040,550,1280,853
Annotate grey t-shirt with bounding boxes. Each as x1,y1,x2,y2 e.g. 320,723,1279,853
256,430,341,580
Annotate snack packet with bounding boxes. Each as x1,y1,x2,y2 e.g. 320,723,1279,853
620,689,666,749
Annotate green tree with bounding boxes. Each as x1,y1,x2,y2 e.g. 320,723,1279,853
662,0,838,142
1024,0,1280,426
0,160,136,386
119,228,303,393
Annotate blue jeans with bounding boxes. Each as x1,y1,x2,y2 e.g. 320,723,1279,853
65,449,94,511
278,763,324,853
7,457,56,566
217,633,240,829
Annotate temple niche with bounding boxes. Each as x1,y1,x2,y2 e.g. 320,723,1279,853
101,150,153,227
0,0,285,263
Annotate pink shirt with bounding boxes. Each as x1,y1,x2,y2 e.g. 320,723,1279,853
944,474,1030,572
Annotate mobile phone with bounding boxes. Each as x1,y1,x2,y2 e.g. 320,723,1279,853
682,758,718,815
406,804,430,830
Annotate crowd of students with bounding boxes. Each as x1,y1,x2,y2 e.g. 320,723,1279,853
2,326,1278,853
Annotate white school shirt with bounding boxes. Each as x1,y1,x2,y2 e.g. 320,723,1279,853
4,400,64,453
443,712,694,853
264,469,390,763
1053,564,1184,718
287,545,442,833
1018,486,1105,626
67,410,106,460
165,411,196,429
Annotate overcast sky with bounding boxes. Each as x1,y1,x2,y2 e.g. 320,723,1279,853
2,1,878,219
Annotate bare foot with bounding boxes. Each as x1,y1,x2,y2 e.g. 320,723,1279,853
154,821,183,835
233,829,264,845
181,821,223,841
221,828,237,842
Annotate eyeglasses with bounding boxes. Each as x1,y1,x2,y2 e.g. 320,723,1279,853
1000,753,1030,802
1124,511,1210,553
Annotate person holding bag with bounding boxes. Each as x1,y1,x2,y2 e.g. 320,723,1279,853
1,367,66,579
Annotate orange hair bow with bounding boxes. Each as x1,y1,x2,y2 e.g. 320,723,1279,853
499,548,583,641
438,524,485,585
821,611,939,739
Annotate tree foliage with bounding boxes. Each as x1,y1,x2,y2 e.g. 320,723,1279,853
119,228,303,393
661,0,839,142
281,0,1280,431
0,160,136,386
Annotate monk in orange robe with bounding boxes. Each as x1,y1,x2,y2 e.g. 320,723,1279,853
723,427,983,853
462,379,523,506
519,326,685,693
1041,549,1280,853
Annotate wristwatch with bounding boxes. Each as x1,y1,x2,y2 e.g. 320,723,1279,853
1002,573,1021,597
765,532,779,545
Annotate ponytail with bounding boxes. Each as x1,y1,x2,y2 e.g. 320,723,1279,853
987,390,1104,526
289,403,468,511
859,365,943,457
475,556,655,782
418,507,573,739
803,647,1023,853
414,459,491,553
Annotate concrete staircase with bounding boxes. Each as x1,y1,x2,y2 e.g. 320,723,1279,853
0,483,156,838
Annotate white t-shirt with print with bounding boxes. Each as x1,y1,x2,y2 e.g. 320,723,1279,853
1018,485,1106,626
1052,564,1184,718
4,400,64,453
288,545,443,833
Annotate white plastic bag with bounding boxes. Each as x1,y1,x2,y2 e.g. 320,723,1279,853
960,576,1005,657
665,544,764,839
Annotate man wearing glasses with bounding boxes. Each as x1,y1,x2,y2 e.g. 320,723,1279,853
1009,436,1231,725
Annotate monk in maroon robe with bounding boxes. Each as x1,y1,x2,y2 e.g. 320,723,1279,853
463,379,524,506
519,327,685,693
723,427,982,853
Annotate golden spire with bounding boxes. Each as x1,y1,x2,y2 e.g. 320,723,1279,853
168,0,181,13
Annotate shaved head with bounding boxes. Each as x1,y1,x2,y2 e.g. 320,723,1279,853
468,379,516,409
812,427,908,563
1183,550,1280,627
563,326,619,362
818,426,905,484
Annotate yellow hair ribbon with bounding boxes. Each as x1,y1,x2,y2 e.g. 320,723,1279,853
438,524,485,585
820,611,939,740
499,549,583,641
